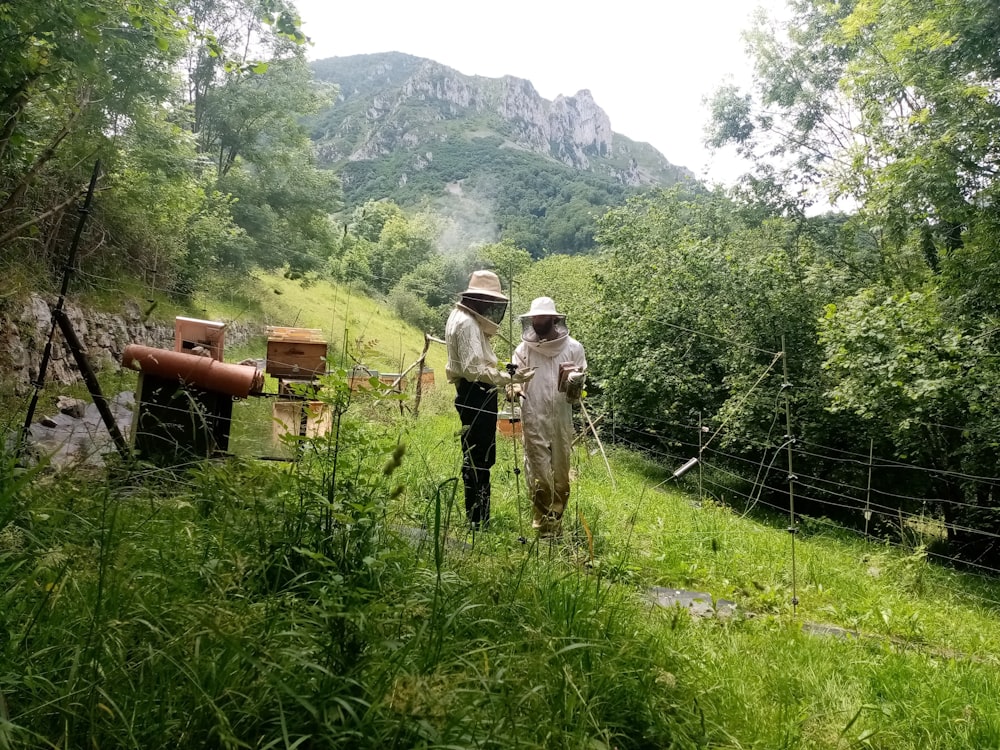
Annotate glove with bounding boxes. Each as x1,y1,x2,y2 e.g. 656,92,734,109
505,383,524,402
510,367,536,385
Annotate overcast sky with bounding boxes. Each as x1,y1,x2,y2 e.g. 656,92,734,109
291,0,789,186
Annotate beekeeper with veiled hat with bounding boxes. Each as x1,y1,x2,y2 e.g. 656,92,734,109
446,270,533,530
509,296,587,537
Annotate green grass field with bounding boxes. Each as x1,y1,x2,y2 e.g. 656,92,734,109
4,279,1000,748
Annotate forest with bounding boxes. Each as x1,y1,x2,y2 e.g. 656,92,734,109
4,0,1000,747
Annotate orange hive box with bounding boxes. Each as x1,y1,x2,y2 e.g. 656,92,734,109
497,410,522,439
378,373,408,392
265,326,327,379
174,317,226,361
417,367,435,389
348,366,379,391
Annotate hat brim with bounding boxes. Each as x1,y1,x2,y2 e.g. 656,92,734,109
518,310,565,318
461,288,508,300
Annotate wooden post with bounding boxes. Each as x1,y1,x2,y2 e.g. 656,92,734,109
54,309,130,460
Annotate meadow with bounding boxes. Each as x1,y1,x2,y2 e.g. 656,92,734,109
3,273,1000,748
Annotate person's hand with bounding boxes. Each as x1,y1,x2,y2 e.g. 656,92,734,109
505,383,524,402
511,367,536,384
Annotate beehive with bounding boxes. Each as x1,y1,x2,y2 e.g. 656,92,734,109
174,317,226,361
418,367,435,389
348,366,379,391
271,400,332,443
497,411,522,439
265,327,327,379
378,373,408,392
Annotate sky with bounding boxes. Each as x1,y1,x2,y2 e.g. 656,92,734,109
291,0,790,186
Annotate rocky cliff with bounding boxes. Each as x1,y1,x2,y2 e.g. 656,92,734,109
310,52,689,187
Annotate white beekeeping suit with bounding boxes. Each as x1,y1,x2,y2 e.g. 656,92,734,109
511,297,587,536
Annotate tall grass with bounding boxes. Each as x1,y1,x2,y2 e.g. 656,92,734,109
3,369,1000,748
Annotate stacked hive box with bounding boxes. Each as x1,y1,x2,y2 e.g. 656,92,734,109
265,327,330,445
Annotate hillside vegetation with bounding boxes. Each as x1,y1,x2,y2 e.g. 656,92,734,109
309,52,694,255
5,259,1000,747
4,308,1000,747
6,0,1000,746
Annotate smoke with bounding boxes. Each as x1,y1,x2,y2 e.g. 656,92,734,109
432,178,499,255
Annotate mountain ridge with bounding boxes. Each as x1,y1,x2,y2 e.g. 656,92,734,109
310,51,691,185
308,51,695,254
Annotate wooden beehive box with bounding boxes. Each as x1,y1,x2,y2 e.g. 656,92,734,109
418,367,435,389
348,366,379,391
497,410,522,440
265,326,327,379
174,317,226,361
378,373,408,392
272,400,332,443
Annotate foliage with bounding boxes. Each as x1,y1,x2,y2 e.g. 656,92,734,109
329,200,436,295
0,0,333,298
5,391,1000,748
700,0,1000,563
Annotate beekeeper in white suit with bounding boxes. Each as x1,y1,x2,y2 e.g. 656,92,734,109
509,297,587,537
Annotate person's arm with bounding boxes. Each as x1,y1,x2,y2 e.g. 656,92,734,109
451,315,510,386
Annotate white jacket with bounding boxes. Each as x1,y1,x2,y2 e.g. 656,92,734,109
445,305,511,386
513,334,587,451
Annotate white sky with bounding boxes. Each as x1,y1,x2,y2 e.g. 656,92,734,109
292,0,788,186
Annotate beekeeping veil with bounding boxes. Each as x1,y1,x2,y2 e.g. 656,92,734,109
519,296,569,344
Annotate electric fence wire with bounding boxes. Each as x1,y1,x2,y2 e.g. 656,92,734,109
718,483,1000,588
611,403,1000,490
612,427,1000,559
31,254,1000,556
700,455,1000,546
775,378,1000,439
609,413,1000,544
700,443,996,517
599,408,1000,525
795,439,1000,487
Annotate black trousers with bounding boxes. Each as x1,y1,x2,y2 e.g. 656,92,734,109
455,378,498,528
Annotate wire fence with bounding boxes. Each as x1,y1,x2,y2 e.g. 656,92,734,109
12,259,1000,605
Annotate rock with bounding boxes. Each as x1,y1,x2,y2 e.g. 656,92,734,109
24,391,135,470
1,295,258,391
56,396,87,418
648,586,740,621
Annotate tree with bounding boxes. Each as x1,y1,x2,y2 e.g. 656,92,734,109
0,0,185,264
709,0,1000,267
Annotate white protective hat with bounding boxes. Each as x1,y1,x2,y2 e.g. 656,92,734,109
461,270,508,300
518,296,565,319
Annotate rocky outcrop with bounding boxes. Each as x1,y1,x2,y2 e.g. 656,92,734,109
329,55,616,171
0,294,258,394
548,89,613,169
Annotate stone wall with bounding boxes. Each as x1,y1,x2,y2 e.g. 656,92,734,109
0,294,260,393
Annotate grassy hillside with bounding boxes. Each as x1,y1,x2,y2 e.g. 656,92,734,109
4,279,1000,747
188,270,448,376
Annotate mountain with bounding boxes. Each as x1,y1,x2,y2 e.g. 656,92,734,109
308,52,696,255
